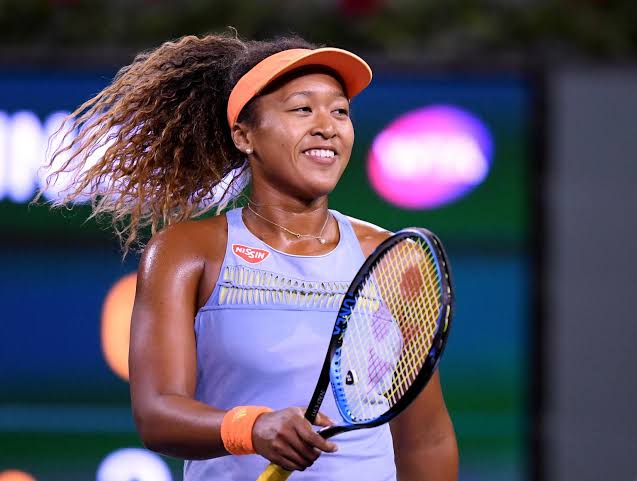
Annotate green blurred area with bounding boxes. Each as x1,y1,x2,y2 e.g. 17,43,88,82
0,432,181,479
1,0,636,61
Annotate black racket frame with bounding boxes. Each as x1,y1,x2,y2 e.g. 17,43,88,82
303,227,454,438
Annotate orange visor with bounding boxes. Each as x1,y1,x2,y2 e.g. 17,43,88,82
227,47,372,128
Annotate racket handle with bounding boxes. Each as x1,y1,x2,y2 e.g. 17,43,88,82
256,463,293,481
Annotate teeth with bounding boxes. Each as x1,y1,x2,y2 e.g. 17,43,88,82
305,149,335,158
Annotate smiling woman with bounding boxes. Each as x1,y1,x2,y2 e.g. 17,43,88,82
40,32,458,481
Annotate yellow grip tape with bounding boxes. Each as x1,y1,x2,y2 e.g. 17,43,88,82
256,463,293,481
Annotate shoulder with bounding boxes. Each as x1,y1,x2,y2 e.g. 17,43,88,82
344,215,393,258
139,215,227,277
138,215,229,309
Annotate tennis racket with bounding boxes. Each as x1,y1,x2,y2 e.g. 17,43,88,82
256,227,454,481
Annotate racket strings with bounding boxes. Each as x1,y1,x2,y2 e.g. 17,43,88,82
375,240,440,403
340,273,395,422
340,238,443,422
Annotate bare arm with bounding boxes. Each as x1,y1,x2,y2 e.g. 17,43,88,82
129,221,228,459
390,372,458,481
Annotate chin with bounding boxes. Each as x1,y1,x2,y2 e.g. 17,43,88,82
289,165,345,200
297,180,338,201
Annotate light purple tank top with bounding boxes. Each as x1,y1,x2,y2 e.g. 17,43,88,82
184,207,397,481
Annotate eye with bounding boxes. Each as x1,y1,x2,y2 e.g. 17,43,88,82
292,106,312,113
334,107,350,117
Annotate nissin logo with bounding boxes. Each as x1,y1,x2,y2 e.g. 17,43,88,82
232,244,270,264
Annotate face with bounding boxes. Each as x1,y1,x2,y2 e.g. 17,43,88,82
235,72,355,202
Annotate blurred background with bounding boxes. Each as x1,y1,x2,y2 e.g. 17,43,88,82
1,1,635,481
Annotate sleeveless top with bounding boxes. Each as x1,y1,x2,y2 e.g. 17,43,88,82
184,207,397,481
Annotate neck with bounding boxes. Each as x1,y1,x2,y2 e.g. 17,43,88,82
250,184,327,212
248,179,329,227
247,198,329,236
244,186,333,246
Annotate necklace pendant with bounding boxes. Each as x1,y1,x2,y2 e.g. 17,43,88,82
318,238,326,244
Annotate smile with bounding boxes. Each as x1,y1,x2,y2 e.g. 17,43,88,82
303,149,336,159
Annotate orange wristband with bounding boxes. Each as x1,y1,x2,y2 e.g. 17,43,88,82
220,405,273,455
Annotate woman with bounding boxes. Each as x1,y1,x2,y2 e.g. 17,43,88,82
45,33,458,480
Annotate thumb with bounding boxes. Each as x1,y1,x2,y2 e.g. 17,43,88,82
313,411,336,427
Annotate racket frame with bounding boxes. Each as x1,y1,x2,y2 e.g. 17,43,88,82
304,227,454,438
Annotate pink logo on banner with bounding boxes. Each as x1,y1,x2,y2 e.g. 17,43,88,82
367,105,493,209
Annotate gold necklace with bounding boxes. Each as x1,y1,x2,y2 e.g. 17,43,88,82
247,203,331,244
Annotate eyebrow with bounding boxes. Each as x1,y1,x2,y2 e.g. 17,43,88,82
282,90,348,103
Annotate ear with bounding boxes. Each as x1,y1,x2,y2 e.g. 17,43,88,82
231,123,253,156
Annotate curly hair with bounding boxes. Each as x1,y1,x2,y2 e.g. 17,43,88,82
40,32,317,253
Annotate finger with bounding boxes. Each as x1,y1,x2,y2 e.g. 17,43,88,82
287,427,322,465
272,426,319,469
276,449,314,472
313,411,336,428
296,421,338,453
274,454,303,473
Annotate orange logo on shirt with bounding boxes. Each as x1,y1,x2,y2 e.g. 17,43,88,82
232,244,270,264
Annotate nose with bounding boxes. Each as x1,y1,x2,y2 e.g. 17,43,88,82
310,110,336,139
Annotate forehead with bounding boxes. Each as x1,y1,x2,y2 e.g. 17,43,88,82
260,69,348,101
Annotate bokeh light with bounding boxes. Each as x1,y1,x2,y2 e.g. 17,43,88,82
0,471,37,481
101,272,137,381
96,448,172,481
367,105,493,209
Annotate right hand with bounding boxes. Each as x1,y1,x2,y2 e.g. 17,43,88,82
252,407,339,471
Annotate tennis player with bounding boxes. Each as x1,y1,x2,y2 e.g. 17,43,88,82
45,33,458,480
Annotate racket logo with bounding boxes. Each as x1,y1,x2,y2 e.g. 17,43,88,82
232,244,270,264
333,295,356,349
333,295,356,337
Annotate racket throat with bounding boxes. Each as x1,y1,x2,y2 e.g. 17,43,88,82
304,351,334,423
318,423,352,439
305,390,326,423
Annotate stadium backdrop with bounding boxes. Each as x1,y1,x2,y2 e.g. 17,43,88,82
0,68,531,481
